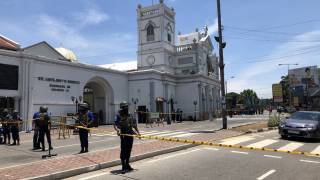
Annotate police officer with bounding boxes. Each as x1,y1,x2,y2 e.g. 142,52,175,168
10,110,21,145
114,102,140,174
33,106,52,151
77,103,94,153
2,109,11,145
32,108,41,150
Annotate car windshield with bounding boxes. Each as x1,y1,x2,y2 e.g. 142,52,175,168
290,112,320,121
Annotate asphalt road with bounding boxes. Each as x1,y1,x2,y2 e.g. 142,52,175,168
67,145,320,180
0,116,266,169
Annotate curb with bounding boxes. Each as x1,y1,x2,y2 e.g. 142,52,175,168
245,127,278,134
27,143,197,180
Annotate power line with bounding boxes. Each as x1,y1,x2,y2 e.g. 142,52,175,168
257,19,320,30
227,45,320,63
227,48,320,65
224,35,320,43
224,26,299,36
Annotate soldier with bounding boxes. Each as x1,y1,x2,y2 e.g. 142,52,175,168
11,110,22,145
33,106,52,151
32,108,41,150
114,102,141,174
2,109,11,145
77,103,94,153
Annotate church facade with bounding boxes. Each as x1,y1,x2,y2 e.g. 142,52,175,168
0,0,221,129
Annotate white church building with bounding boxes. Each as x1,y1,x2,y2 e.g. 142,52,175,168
0,0,221,129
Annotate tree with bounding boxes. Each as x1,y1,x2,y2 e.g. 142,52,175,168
240,89,259,114
280,75,290,106
226,92,241,109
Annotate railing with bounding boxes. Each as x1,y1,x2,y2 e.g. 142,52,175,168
175,44,196,53
142,9,160,16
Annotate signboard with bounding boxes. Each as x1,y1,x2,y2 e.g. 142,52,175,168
289,66,319,89
150,112,159,119
272,84,283,102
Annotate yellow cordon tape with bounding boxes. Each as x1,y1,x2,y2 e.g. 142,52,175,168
118,133,320,158
3,119,318,158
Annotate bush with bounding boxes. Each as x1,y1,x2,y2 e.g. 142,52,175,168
268,114,280,127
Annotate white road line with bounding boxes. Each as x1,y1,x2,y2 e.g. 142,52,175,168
300,159,320,164
220,136,255,145
263,155,282,159
257,169,276,180
156,132,186,137
311,145,320,155
78,172,109,180
246,139,278,149
203,147,219,151
277,142,304,152
172,133,199,138
146,149,201,164
142,131,172,136
231,150,249,155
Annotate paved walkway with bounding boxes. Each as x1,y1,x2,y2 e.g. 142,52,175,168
0,130,242,180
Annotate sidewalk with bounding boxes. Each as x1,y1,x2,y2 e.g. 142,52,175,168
0,130,243,180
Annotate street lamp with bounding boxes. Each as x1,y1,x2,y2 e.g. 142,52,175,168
71,95,83,114
278,63,298,106
193,100,197,121
225,76,235,95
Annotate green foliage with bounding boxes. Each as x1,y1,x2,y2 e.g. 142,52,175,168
268,114,280,127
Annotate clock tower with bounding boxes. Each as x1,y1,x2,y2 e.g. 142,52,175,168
137,0,176,72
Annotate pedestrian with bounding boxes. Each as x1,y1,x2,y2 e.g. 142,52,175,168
2,109,11,145
77,103,94,153
33,106,52,151
114,102,141,174
10,110,22,145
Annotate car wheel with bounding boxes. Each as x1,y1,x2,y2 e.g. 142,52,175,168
281,135,288,139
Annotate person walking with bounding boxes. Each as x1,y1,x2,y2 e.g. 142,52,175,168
114,102,140,174
77,103,94,153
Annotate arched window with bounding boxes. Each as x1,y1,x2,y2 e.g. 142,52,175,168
147,24,155,41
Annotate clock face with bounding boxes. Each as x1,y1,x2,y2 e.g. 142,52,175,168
147,55,155,65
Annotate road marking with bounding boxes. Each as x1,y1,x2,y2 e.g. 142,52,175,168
156,132,186,137
263,155,282,159
146,149,201,164
78,172,109,180
311,145,320,155
231,150,249,155
220,136,255,145
257,169,276,180
300,159,320,164
277,142,304,152
203,147,219,151
142,131,172,136
173,133,199,138
247,139,278,149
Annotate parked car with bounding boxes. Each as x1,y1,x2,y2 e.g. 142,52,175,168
278,111,320,139
277,106,287,113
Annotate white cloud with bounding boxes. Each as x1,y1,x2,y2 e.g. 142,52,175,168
208,18,218,35
99,60,137,71
227,30,320,98
77,8,110,26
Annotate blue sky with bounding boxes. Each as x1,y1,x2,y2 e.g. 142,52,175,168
1,0,320,98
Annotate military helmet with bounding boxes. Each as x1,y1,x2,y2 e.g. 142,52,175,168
39,106,48,113
3,108,8,113
119,101,129,109
13,109,18,113
78,103,89,112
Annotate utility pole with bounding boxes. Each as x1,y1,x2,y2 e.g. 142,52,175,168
216,0,227,129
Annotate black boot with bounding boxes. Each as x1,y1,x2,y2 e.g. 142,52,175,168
126,159,134,171
121,160,127,174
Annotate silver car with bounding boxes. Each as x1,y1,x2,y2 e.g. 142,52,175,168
279,111,320,139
